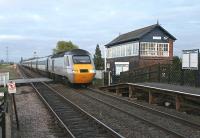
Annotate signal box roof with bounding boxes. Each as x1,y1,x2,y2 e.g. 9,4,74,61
105,24,176,47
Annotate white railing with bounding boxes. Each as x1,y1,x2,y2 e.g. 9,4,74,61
0,72,9,87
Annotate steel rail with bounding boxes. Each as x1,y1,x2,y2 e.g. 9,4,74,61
19,66,124,138
20,65,198,137
31,83,75,138
42,82,125,138
69,87,187,138
88,88,200,129
19,66,75,138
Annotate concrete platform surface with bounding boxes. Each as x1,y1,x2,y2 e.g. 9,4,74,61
133,82,200,97
10,78,52,84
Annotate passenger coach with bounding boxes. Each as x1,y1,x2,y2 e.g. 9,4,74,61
22,49,96,85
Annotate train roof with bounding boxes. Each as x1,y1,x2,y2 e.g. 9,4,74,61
51,49,90,58
22,55,51,62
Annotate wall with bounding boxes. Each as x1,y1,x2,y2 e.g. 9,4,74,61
138,57,172,68
140,27,170,43
95,70,104,79
106,56,140,75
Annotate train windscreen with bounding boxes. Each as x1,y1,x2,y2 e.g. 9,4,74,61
73,55,91,64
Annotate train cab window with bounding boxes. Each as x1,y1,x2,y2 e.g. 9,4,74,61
64,56,69,66
73,55,91,64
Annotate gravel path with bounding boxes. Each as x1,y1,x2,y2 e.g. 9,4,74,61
12,86,66,138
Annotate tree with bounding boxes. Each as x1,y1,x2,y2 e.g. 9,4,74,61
94,44,104,70
0,59,4,64
172,56,181,70
53,41,79,54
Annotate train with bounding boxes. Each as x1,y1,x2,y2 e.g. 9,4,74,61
22,49,96,85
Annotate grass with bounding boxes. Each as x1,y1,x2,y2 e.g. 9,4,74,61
0,64,19,79
0,64,10,69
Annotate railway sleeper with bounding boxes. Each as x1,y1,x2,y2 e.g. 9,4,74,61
65,120,88,126
77,132,109,138
54,108,71,112
71,130,107,138
67,123,92,128
62,115,84,119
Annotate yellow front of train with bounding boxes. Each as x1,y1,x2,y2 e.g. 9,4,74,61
72,55,96,84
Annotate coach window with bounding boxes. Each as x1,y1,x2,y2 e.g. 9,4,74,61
64,56,69,66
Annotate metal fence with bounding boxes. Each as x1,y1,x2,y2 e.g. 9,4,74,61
0,73,9,87
104,71,120,85
120,63,200,87
0,87,7,138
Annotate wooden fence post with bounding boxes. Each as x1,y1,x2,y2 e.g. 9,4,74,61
175,95,181,111
158,63,161,82
148,67,151,82
116,87,120,96
168,64,171,84
149,90,155,104
128,85,135,98
180,69,184,85
195,70,200,87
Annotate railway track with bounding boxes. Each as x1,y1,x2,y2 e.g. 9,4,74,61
20,66,200,137
61,86,200,138
19,66,124,138
87,88,200,129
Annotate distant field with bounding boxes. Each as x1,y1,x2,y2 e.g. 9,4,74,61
0,64,19,79
0,64,10,68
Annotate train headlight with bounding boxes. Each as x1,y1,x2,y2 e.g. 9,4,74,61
89,69,96,73
72,70,78,73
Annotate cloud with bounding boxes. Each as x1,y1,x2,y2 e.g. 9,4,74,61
0,0,200,62
0,35,26,41
28,14,44,22
188,20,200,24
0,15,4,20
0,0,16,6
55,7,60,12
0,34,74,42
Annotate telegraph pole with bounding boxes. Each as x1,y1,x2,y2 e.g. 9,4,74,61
6,46,8,63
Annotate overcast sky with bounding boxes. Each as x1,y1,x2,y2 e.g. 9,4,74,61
0,0,200,62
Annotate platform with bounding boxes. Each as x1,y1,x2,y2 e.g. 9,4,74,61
10,78,52,84
131,82,200,97
100,82,200,111
101,82,200,97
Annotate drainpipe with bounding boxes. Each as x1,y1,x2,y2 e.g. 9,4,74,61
104,46,107,72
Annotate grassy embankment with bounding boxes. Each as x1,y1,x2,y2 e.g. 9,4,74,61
0,64,19,80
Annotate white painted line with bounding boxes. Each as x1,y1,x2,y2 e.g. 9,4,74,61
128,83,200,97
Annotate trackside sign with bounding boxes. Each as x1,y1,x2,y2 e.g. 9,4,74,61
7,81,16,93
182,49,199,70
